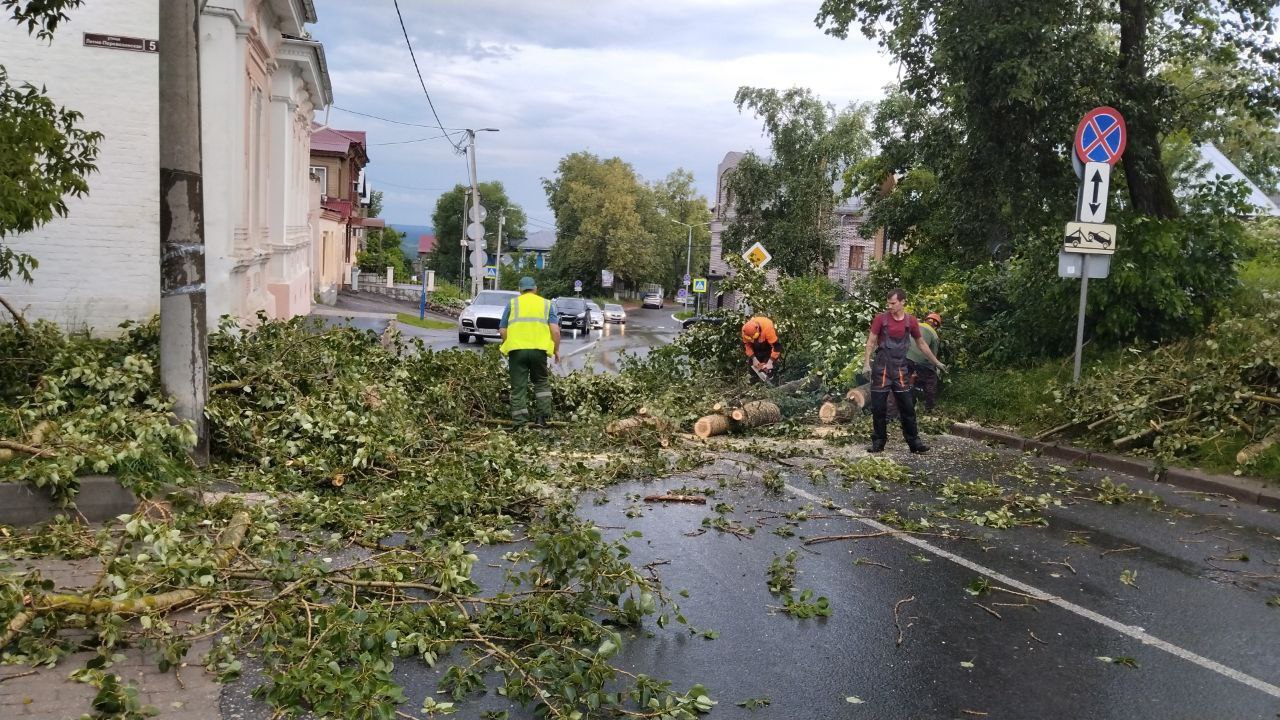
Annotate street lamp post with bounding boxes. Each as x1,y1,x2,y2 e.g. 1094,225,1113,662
663,216,712,313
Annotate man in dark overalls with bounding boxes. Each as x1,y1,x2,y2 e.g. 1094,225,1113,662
860,288,947,453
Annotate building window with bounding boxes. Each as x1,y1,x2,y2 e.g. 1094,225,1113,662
311,166,328,197
848,245,865,271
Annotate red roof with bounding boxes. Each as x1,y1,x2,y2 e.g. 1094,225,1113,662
311,125,367,155
418,234,436,253
321,196,354,220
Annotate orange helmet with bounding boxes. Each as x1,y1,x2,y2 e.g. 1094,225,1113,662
741,320,761,340
925,312,943,327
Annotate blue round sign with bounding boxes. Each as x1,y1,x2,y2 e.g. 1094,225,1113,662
1074,106,1127,166
573,280,583,292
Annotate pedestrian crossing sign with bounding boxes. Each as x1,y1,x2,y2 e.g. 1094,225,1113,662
692,278,707,293
742,242,772,269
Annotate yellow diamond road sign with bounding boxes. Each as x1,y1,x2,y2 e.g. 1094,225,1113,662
742,242,772,269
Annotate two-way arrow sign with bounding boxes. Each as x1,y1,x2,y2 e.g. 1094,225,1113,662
1076,161,1111,223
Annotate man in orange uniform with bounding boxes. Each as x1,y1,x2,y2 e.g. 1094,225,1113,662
741,316,781,381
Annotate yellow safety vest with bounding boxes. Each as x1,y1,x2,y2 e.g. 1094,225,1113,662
498,292,555,355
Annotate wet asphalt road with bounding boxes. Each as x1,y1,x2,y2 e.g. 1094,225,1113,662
218,421,1280,719
314,291,682,375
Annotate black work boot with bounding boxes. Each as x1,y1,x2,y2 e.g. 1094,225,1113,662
867,438,886,453
908,440,929,454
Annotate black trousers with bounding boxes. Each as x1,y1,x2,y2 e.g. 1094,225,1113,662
908,360,938,411
871,388,920,446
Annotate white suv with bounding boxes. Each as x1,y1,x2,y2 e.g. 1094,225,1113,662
641,292,663,309
457,290,519,344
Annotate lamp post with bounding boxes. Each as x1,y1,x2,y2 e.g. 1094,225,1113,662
663,216,712,313
464,128,499,297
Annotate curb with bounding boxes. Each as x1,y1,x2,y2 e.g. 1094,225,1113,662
949,422,1279,510
0,475,139,526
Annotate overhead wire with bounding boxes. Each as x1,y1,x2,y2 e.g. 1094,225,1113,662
391,0,465,153
331,105,464,131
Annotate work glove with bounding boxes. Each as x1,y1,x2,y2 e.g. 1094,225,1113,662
751,358,762,370
761,360,774,372
861,361,872,377
935,362,948,374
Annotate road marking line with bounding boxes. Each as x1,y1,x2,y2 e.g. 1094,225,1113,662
785,483,1280,700
565,341,598,358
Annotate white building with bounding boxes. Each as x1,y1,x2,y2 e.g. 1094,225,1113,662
0,0,331,334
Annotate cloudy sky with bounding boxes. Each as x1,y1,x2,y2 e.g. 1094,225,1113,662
308,0,897,231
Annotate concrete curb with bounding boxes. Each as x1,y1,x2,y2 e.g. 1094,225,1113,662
0,475,139,526
949,422,1279,510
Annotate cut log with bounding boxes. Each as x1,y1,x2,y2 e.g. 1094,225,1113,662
694,413,731,439
730,400,782,427
819,401,859,424
1237,429,1280,465
845,383,871,409
774,375,821,395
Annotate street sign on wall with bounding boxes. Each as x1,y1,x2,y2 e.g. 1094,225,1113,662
1074,107,1127,165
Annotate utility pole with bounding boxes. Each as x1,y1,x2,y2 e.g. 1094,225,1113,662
464,128,498,297
159,0,209,464
496,208,505,289
459,188,467,285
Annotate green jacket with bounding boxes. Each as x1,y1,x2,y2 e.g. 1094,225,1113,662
905,323,938,367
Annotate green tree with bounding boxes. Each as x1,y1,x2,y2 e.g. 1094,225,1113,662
721,87,873,276
1,0,103,281
356,228,411,281
648,169,713,290
542,152,657,294
426,182,525,284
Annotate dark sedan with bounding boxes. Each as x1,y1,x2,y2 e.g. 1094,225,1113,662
553,297,590,332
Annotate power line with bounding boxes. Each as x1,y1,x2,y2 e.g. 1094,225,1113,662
369,178,460,192
391,0,464,152
330,105,465,131
369,131,466,146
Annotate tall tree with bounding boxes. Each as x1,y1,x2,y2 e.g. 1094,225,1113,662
426,182,525,284
721,87,872,276
816,0,1280,221
648,169,713,289
543,152,659,293
0,0,102,281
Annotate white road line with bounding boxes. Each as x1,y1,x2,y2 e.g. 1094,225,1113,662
785,483,1280,700
565,341,598,358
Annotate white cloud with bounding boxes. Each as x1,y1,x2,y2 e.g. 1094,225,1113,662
310,0,895,226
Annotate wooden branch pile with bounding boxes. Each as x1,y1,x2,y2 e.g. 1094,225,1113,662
819,383,870,424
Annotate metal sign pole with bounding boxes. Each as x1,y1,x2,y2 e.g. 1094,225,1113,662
1073,269,1088,382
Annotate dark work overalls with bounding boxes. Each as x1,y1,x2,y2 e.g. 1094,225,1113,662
870,316,923,450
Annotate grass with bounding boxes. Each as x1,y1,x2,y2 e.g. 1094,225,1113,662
395,313,455,331
674,310,695,320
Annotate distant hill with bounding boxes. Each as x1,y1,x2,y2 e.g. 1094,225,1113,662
389,224,433,258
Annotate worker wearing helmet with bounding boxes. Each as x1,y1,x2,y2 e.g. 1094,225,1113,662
906,312,943,412
860,289,947,454
740,316,781,380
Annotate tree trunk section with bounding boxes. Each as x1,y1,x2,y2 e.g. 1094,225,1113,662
819,401,858,424
845,383,871,409
694,414,731,439
730,400,782,427
1237,429,1280,465
1117,0,1179,219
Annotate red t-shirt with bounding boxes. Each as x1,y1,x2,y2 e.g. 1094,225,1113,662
870,313,921,345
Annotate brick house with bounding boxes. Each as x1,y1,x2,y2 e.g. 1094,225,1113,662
0,0,333,333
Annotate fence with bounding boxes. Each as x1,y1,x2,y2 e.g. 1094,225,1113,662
353,273,464,317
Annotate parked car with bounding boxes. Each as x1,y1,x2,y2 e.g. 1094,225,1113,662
681,315,725,331
603,303,627,324
553,297,590,332
641,292,664,309
585,300,604,330
457,290,519,344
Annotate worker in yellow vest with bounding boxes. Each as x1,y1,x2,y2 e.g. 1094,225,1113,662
498,277,561,428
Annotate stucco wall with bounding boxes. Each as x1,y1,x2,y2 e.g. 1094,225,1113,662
0,0,159,335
